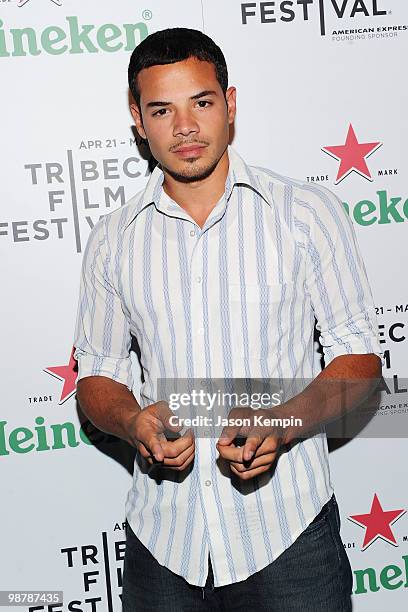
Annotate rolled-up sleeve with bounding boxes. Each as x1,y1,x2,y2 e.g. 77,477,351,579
73,216,133,390
295,184,384,368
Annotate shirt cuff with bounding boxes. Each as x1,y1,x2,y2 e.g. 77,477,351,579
74,348,134,391
322,334,385,369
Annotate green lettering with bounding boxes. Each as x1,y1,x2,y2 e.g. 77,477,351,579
0,20,10,57
378,190,404,224
0,19,149,58
342,201,350,216
403,198,408,219
124,22,149,51
354,567,380,594
96,24,123,52
34,416,51,451
41,26,68,55
403,555,408,587
10,27,40,57
0,421,10,456
50,422,80,449
67,16,97,54
353,199,377,226
380,564,403,590
9,427,35,453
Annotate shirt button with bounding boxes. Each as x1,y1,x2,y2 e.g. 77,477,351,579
190,229,195,237
197,327,204,335
204,480,212,487
196,276,202,283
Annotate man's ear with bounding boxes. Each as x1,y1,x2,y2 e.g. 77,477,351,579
225,86,237,125
130,103,147,140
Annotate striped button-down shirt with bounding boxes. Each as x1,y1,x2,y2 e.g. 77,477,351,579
74,145,383,587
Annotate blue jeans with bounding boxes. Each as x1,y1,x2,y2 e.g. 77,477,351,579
122,494,353,611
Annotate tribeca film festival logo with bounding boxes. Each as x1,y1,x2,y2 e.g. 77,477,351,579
349,494,406,550
4,527,128,611
18,0,62,6
240,1,394,36
43,524,126,612
0,147,148,251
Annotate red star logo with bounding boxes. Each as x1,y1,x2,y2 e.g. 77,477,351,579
44,347,78,404
322,124,382,184
349,494,406,550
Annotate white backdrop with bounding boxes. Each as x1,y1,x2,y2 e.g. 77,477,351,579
1,0,407,610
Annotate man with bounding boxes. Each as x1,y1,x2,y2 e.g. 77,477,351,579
74,27,383,611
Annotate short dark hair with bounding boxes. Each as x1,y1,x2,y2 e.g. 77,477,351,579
128,27,228,107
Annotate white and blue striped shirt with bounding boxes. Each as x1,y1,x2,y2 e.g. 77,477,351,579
74,145,382,587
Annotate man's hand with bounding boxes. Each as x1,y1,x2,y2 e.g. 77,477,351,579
216,407,284,480
127,401,195,471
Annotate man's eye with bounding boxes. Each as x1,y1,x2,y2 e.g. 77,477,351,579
197,100,212,108
152,108,168,117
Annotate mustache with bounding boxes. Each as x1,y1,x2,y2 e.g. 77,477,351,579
169,139,209,152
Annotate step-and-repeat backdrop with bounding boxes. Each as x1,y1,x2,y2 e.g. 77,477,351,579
1,1,407,610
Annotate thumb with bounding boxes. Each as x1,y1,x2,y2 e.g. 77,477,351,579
217,424,239,446
155,400,183,433
147,431,166,462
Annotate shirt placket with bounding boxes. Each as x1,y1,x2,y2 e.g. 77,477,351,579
189,220,233,587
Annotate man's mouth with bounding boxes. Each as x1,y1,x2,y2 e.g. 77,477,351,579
172,144,207,158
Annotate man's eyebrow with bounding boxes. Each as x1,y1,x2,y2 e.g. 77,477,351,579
146,100,171,108
145,90,218,108
190,90,217,100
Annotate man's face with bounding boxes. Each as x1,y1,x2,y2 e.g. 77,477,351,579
130,57,236,183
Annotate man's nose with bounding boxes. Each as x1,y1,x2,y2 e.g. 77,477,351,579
173,110,199,138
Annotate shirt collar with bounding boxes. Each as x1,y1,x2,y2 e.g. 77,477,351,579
124,145,259,229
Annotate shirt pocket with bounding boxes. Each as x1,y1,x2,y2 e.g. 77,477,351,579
227,281,295,360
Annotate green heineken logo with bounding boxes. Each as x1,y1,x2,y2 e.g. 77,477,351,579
0,415,116,455
0,16,149,57
343,190,408,226
354,556,408,594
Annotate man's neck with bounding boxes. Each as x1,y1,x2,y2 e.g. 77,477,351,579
162,147,230,228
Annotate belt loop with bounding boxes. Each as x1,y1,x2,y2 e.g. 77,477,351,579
202,586,205,600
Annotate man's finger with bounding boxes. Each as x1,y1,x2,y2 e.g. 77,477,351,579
160,445,195,469
242,431,263,461
155,400,184,433
146,431,168,461
216,440,245,462
230,451,277,472
217,422,241,446
160,429,195,458
230,463,272,480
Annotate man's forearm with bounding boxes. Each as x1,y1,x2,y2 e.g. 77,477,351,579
274,354,382,444
76,376,142,445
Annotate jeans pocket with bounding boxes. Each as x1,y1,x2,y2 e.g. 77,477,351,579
332,495,342,530
302,495,334,535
